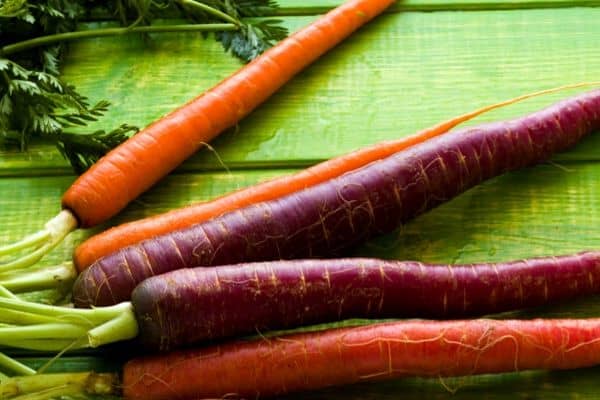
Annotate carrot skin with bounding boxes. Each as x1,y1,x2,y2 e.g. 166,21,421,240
60,0,395,228
73,90,600,307
122,318,600,399
129,252,600,350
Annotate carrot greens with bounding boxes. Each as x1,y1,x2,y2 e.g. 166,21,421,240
0,295,138,351
0,371,119,398
0,0,287,172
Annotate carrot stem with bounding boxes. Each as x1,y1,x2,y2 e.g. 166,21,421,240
0,353,35,376
0,263,77,293
0,298,137,351
177,0,242,26
0,24,238,56
0,210,77,273
0,297,130,326
0,285,17,300
2,339,87,352
0,231,50,257
0,372,118,399
10,385,84,400
87,308,139,347
0,324,89,341
0,309,61,325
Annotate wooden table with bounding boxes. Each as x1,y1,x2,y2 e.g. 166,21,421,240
2,0,600,397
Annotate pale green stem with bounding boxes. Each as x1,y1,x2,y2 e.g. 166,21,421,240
0,285,17,300
0,243,55,272
0,339,86,352
17,289,69,305
0,323,88,341
0,211,78,273
11,385,84,400
0,297,138,351
1,23,238,56
0,353,35,376
87,304,139,347
1,372,118,399
0,297,132,326
0,263,77,293
0,231,50,257
0,308,60,325
178,0,241,25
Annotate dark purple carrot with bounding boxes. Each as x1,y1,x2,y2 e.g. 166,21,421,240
132,252,600,350
7,252,600,353
73,89,600,307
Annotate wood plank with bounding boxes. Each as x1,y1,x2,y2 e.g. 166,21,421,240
2,8,600,175
276,0,600,14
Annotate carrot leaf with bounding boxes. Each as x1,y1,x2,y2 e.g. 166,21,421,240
0,0,287,171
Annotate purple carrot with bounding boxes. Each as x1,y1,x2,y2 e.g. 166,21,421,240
131,252,600,350
73,90,600,307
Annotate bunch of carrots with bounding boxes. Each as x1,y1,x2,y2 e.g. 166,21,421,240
2,0,600,398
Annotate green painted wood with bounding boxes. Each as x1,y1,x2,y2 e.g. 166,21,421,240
3,2,600,398
275,0,600,15
84,0,600,17
2,8,600,175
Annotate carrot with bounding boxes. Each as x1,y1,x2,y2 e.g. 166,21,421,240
5,251,600,354
73,82,599,271
0,0,395,270
122,318,600,399
130,252,600,350
72,89,600,307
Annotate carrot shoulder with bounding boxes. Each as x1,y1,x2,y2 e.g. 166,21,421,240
72,82,597,270
61,0,396,229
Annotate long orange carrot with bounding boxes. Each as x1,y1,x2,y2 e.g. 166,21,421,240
122,318,600,399
62,0,395,228
0,0,395,271
73,82,598,270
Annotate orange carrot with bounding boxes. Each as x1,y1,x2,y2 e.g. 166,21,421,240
73,82,599,270
1,0,395,271
122,318,600,399
62,0,396,229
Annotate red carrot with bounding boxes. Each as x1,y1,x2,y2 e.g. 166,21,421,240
122,318,600,399
0,0,395,270
73,83,598,270
73,89,600,307
130,252,600,350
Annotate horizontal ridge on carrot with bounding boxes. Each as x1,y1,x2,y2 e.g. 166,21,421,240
131,252,600,349
123,318,600,399
73,89,600,307
0,0,395,270
73,82,599,270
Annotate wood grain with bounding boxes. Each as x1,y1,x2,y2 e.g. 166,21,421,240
2,8,600,175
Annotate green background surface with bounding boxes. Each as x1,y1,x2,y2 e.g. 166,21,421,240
2,0,600,397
